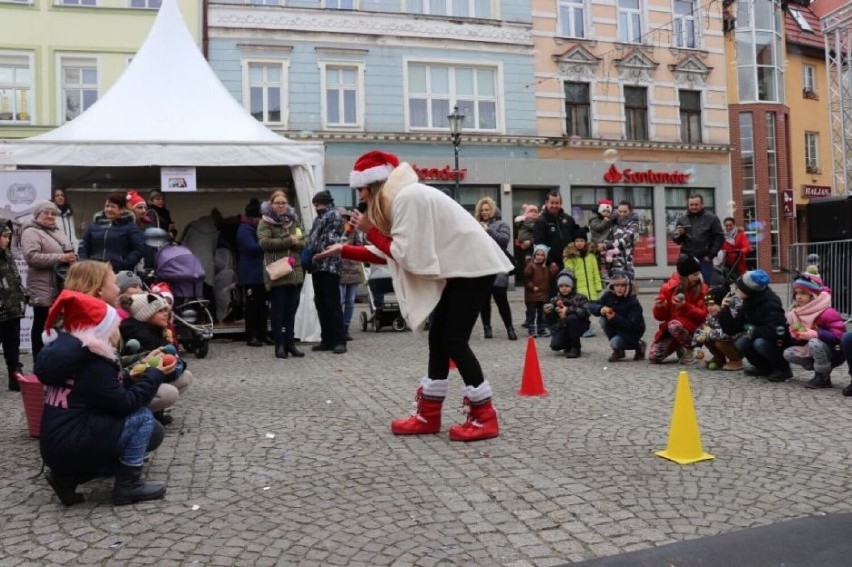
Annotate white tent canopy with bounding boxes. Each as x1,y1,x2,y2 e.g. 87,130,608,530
0,0,325,341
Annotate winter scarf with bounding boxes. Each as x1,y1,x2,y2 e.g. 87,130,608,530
724,227,738,246
786,292,832,330
261,201,296,228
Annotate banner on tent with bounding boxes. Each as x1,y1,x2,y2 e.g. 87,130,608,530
161,167,197,192
0,170,53,352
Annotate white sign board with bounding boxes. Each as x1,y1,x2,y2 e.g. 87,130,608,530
0,170,52,352
161,166,197,192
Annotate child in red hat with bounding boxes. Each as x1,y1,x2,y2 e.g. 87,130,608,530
36,289,173,506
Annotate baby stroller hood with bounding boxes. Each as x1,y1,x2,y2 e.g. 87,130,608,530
155,244,205,298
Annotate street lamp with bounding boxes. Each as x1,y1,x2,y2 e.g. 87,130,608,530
448,105,465,198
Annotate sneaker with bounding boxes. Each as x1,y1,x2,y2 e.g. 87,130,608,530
744,366,770,377
634,341,646,361
332,344,347,354
564,345,581,359
723,360,744,371
678,350,697,365
537,329,550,338
804,372,832,389
767,366,793,382
582,329,596,338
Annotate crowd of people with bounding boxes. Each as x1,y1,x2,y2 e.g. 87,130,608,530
2,160,851,507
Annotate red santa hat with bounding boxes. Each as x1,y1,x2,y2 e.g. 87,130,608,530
151,282,174,305
349,151,400,188
597,199,613,214
126,190,146,209
42,290,118,345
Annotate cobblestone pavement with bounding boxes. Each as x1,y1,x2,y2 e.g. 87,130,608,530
2,290,852,566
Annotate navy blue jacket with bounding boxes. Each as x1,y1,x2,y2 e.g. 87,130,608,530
236,217,264,286
78,210,146,272
36,333,164,476
589,291,646,343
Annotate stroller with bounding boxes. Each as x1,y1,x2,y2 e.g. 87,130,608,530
712,251,744,289
153,242,215,358
359,264,408,332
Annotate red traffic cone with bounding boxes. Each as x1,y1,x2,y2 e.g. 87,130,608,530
449,358,457,370
517,336,548,396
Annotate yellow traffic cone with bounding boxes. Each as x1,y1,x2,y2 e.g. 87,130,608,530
655,371,715,465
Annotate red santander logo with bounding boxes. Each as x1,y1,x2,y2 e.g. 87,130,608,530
603,164,690,185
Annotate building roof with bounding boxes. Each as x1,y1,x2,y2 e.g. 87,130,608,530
785,2,825,51
811,0,847,19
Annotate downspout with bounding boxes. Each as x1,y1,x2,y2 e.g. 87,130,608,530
202,0,209,59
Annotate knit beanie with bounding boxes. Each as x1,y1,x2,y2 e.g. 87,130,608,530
532,244,549,258
598,199,613,215
676,254,701,277
792,275,822,296
349,150,400,188
705,285,728,306
556,270,574,289
244,197,262,218
115,270,143,293
129,293,171,322
311,190,334,206
574,228,588,242
608,271,630,290
33,200,60,217
736,269,770,295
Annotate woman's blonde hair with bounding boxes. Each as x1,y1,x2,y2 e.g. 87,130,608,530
475,197,497,221
63,260,114,297
269,189,287,204
365,181,394,234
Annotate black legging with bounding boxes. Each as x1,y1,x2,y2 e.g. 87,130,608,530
480,287,513,330
2,318,21,385
428,275,495,386
243,284,269,342
30,305,49,360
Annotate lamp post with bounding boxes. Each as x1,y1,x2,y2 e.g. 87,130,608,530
448,105,465,199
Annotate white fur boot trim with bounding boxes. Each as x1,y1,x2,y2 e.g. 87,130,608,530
463,380,493,404
420,376,449,399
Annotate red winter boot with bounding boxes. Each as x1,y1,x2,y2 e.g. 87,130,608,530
449,381,499,442
391,377,447,435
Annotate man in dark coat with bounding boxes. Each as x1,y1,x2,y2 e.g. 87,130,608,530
533,190,578,293
671,194,724,284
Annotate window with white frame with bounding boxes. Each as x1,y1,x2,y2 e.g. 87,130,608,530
407,62,498,131
325,0,355,8
60,57,98,123
618,0,643,43
673,0,697,48
679,89,701,143
408,0,492,19
245,61,285,125
129,0,161,8
803,65,816,93
805,132,819,171
0,53,33,123
322,63,362,129
558,0,585,38
59,0,97,5
249,0,278,5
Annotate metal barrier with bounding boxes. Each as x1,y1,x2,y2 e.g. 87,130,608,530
787,240,852,321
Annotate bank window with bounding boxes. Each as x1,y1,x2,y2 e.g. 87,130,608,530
564,81,590,138
618,0,643,43
805,132,818,172
0,53,33,123
679,89,701,143
407,63,498,131
60,57,98,123
558,0,585,39
129,0,161,8
249,0,279,5
244,61,286,126
664,187,714,264
624,86,647,140
321,63,363,129
325,0,355,7
571,186,655,266
408,0,492,19
59,0,96,5
673,0,697,48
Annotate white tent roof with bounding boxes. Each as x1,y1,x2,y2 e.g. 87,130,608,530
0,0,323,169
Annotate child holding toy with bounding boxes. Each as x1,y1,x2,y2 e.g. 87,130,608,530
544,269,590,358
588,270,645,362
693,286,743,371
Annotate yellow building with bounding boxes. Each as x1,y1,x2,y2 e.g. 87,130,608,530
529,0,731,275
0,0,201,139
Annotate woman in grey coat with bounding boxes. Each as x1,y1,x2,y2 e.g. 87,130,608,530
475,197,517,340
21,200,77,357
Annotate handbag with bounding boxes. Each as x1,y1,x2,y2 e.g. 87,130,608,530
266,256,293,281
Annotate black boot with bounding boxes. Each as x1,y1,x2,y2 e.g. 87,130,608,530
506,327,517,341
113,464,166,506
565,344,581,359
153,410,173,426
804,372,832,389
843,376,852,396
247,336,263,347
275,344,288,359
8,365,21,391
46,470,85,506
483,325,493,339
286,342,305,357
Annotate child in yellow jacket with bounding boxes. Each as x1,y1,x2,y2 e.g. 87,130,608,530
563,231,602,337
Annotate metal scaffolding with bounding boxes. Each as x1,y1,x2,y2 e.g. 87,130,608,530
823,3,852,196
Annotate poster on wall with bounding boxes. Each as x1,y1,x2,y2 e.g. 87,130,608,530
0,169,53,352
161,167,197,192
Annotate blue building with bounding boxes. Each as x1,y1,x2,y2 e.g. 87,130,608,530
207,0,547,214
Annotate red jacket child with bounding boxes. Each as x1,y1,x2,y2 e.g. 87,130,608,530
652,271,709,344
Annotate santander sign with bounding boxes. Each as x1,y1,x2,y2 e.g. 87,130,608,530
603,164,690,185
